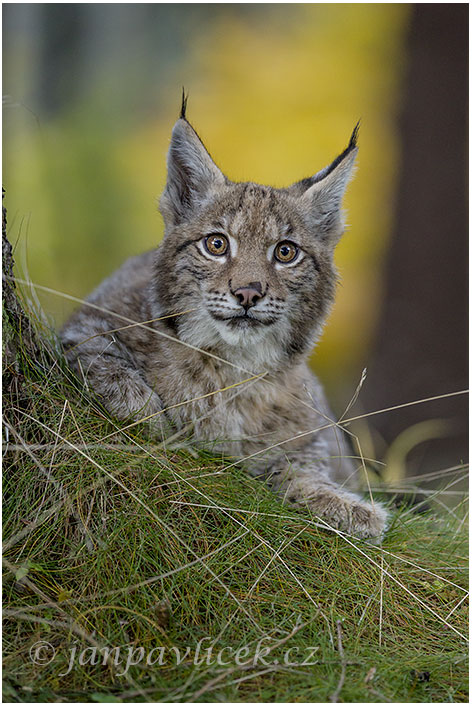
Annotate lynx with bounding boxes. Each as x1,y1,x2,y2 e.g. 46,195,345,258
62,97,387,539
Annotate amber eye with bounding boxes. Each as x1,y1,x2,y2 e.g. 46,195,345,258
204,234,229,256
274,241,299,263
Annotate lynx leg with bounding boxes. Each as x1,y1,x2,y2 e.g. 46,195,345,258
75,350,167,429
264,453,387,539
287,479,387,539
62,316,169,436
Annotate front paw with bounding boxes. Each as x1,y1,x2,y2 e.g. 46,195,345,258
291,485,388,539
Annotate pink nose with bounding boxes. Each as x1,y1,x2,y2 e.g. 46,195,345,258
233,282,263,310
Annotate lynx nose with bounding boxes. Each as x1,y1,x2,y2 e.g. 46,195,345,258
233,282,263,310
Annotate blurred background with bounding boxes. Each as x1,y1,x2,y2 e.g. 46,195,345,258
3,4,468,478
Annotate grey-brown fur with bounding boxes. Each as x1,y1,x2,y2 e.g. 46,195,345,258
61,107,387,539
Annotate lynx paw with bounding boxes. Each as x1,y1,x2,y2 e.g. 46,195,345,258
292,487,388,539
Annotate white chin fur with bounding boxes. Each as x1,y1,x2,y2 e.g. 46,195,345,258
212,319,269,346
177,310,290,370
179,310,269,348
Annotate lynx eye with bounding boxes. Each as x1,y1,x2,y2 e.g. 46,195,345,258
274,241,299,263
204,234,229,256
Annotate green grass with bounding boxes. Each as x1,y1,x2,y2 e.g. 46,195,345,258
2,309,468,703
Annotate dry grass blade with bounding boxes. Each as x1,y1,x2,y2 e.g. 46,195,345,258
330,620,347,702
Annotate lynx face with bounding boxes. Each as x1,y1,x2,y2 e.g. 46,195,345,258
155,112,358,368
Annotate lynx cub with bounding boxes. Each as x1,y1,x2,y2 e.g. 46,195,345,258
62,98,387,538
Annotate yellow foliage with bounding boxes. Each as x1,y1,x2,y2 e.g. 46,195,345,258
3,4,411,394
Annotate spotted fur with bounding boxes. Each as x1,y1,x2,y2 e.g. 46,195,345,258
61,109,387,538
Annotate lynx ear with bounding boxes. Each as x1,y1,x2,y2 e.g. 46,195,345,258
160,115,226,226
292,123,359,243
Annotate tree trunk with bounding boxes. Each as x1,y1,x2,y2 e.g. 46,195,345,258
361,5,468,477
2,191,41,392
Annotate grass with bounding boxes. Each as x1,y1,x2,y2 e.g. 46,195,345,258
2,294,469,703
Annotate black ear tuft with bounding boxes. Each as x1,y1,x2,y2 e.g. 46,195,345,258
308,120,360,186
180,88,188,120
349,120,360,150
